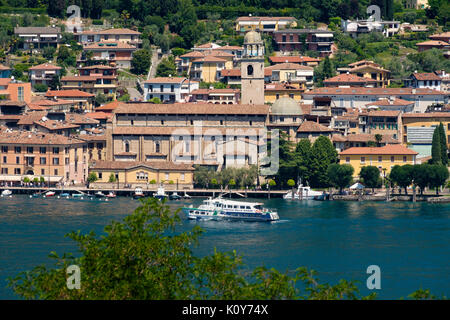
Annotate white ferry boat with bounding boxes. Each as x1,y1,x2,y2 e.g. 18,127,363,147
283,185,323,200
182,197,279,222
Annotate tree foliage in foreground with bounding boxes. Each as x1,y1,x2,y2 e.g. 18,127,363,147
8,199,444,300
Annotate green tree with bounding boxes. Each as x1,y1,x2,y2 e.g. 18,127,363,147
389,164,414,194
131,49,152,75
108,173,117,183
95,93,107,106
431,126,442,164
375,134,383,147
428,164,449,195
412,164,431,195
327,164,354,193
359,166,381,192
48,75,61,90
287,179,295,187
228,178,236,189
155,56,177,77
438,123,448,166
309,136,338,188
33,83,48,92
87,172,98,184
42,46,56,60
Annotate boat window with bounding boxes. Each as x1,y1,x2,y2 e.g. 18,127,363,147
240,206,245,209
227,205,232,208
255,205,263,210
246,206,251,209
234,205,238,208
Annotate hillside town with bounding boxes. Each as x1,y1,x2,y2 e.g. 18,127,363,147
0,0,448,194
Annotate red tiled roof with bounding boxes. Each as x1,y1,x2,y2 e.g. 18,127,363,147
90,160,194,171
221,69,241,77
361,110,401,117
324,73,377,84
365,98,414,106
297,120,334,132
98,28,141,35
180,51,205,58
416,40,449,46
411,72,442,81
192,55,227,63
83,41,136,50
29,63,61,70
333,133,399,144
265,63,313,71
96,100,119,111
340,144,418,155
85,111,113,120
401,112,450,118
305,87,446,96
45,90,95,98
0,65,11,70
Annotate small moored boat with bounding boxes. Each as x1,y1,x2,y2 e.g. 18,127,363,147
106,192,116,198
169,192,182,200
43,191,55,198
133,187,145,199
1,189,12,197
153,185,167,200
283,185,323,200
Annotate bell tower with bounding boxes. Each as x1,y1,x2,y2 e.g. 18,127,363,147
241,30,265,105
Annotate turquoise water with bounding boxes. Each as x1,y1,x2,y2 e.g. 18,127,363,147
0,195,449,299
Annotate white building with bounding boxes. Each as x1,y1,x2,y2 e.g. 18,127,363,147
302,87,448,113
404,72,442,91
143,77,199,103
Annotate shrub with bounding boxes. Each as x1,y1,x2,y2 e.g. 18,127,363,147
33,84,48,92
92,19,103,25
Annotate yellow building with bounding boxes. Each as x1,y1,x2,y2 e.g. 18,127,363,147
348,61,390,88
339,144,418,177
264,83,303,104
89,160,194,189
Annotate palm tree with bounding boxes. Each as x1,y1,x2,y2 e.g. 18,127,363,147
375,134,383,147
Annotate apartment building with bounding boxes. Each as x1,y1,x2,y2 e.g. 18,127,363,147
235,16,297,33
0,130,88,185
14,26,61,50
302,87,448,113
143,77,199,103
404,72,442,91
82,41,137,69
189,88,240,104
44,90,95,111
0,79,32,103
29,63,62,87
358,110,402,140
272,29,334,56
265,63,314,89
74,28,141,47
339,144,417,177
323,73,378,88
337,60,391,88
341,19,400,38
269,56,320,67
61,65,118,99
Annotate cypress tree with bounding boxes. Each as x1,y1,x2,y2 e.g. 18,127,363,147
438,122,448,166
431,126,442,164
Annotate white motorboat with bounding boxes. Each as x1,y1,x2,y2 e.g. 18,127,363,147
133,187,145,199
182,197,279,222
43,191,56,198
106,192,116,198
153,185,167,200
1,189,12,196
283,185,323,200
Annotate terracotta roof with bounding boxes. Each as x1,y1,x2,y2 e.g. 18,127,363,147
340,144,418,155
0,65,11,70
45,90,95,98
83,41,136,50
195,43,215,49
191,88,239,95
305,87,446,96
365,98,414,106
112,126,262,136
411,72,441,81
324,73,377,84
114,102,269,115
78,64,117,70
218,45,243,50
265,63,313,71
350,64,390,73
61,76,99,81
221,69,241,77
85,111,113,120
29,63,62,70
0,130,84,145
77,134,107,141
402,112,450,118
144,77,186,84
0,78,11,86
97,28,141,35
96,100,119,111
90,160,194,171
192,55,226,63
180,51,204,58
34,119,80,130
297,120,334,132
361,110,401,117
17,111,47,125
416,40,449,46
429,32,450,39
333,133,399,144
348,60,380,67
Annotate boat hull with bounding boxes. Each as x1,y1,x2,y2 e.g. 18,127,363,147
182,207,278,222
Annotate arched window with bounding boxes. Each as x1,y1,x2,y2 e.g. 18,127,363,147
247,65,253,76
155,141,160,153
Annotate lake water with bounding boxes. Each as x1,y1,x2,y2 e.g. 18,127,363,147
0,195,449,299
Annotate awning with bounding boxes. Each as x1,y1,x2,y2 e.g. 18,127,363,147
40,34,58,37
315,33,333,37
